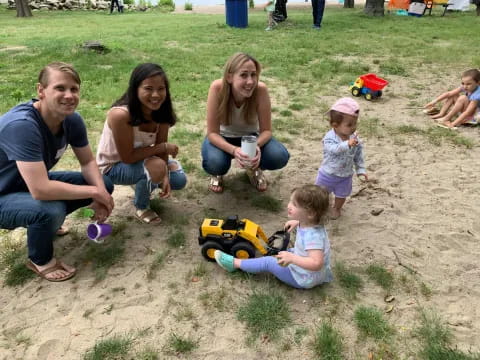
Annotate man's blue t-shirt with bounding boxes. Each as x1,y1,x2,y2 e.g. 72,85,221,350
0,100,88,194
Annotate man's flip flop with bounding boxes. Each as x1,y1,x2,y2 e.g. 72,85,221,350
26,259,76,282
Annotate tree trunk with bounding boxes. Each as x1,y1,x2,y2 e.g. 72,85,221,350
16,0,32,17
364,0,384,16
344,0,355,8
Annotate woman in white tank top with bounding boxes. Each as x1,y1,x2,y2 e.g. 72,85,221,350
96,63,187,224
201,52,289,193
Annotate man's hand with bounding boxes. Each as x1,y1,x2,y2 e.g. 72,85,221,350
92,187,114,216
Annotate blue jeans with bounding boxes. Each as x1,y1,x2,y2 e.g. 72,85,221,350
201,136,290,176
0,172,114,266
312,0,325,26
106,159,187,210
240,256,302,288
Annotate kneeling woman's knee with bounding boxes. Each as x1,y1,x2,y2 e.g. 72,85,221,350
170,170,187,190
144,158,168,184
261,140,290,170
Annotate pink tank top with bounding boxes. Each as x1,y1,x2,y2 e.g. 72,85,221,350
96,106,159,173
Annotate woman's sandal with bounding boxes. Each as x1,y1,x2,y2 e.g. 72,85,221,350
208,175,224,193
247,169,268,192
135,208,161,224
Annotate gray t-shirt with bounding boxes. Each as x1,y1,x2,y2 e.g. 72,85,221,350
288,225,333,288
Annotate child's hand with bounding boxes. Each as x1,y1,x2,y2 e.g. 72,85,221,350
357,173,368,182
276,251,294,267
284,220,299,232
348,137,359,147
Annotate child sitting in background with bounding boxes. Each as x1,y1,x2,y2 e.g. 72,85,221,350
424,69,480,129
264,0,277,31
214,185,333,289
315,97,367,219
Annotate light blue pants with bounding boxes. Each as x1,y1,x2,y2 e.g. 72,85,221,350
240,256,303,288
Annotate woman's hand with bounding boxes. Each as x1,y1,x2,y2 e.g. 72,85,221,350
250,146,261,169
235,146,261,169
233,147,253,169
159,171,171,199
275,251,294,267
165,143,179,158
284,220,299,232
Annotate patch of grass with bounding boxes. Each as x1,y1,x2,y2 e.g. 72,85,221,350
192,262,208,277
83,335,132,360
174,306,195,321
334,262,363,298
294,327,308,345
420,281,433,299
416,309,480,360
312,322,344,360
82,235,126,282
396,124,422,134
165,333,197,354
358,117,381,138
379,62,407,76
146,249,170,280
354,306,393,340
166,230,185,248
136,347,159,360
365,264,394,291
198,287,230,311
237,292,291,340
250,194,283,213
425,127,474,149
288,103,304,111
280,109,293,117
0,235,34,286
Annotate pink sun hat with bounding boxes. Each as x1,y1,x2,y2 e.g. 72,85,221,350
329,97,360,116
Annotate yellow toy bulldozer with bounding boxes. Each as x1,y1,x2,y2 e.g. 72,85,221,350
198,215,290,261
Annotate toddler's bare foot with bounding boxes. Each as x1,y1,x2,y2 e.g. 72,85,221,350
330,207,341,220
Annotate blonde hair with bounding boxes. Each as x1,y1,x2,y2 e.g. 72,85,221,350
217,52,261,126
291,185,330,225
38,62,81,87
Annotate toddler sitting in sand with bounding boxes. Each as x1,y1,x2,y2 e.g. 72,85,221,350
424,69,480,129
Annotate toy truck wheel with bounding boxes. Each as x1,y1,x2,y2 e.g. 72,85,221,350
201,241,225,262
365,93,373,101
231,241,256,259
351,87,361,97
377,90,382,98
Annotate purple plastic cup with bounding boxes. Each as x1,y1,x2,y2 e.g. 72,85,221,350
87,222,112,243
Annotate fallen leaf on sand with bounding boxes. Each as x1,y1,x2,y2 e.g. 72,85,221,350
385,305,394,313
191,277,200,282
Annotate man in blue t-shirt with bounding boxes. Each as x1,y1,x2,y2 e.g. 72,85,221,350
0,62,114,282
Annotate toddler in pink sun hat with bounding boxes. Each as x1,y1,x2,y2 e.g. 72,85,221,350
315,97,368,219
